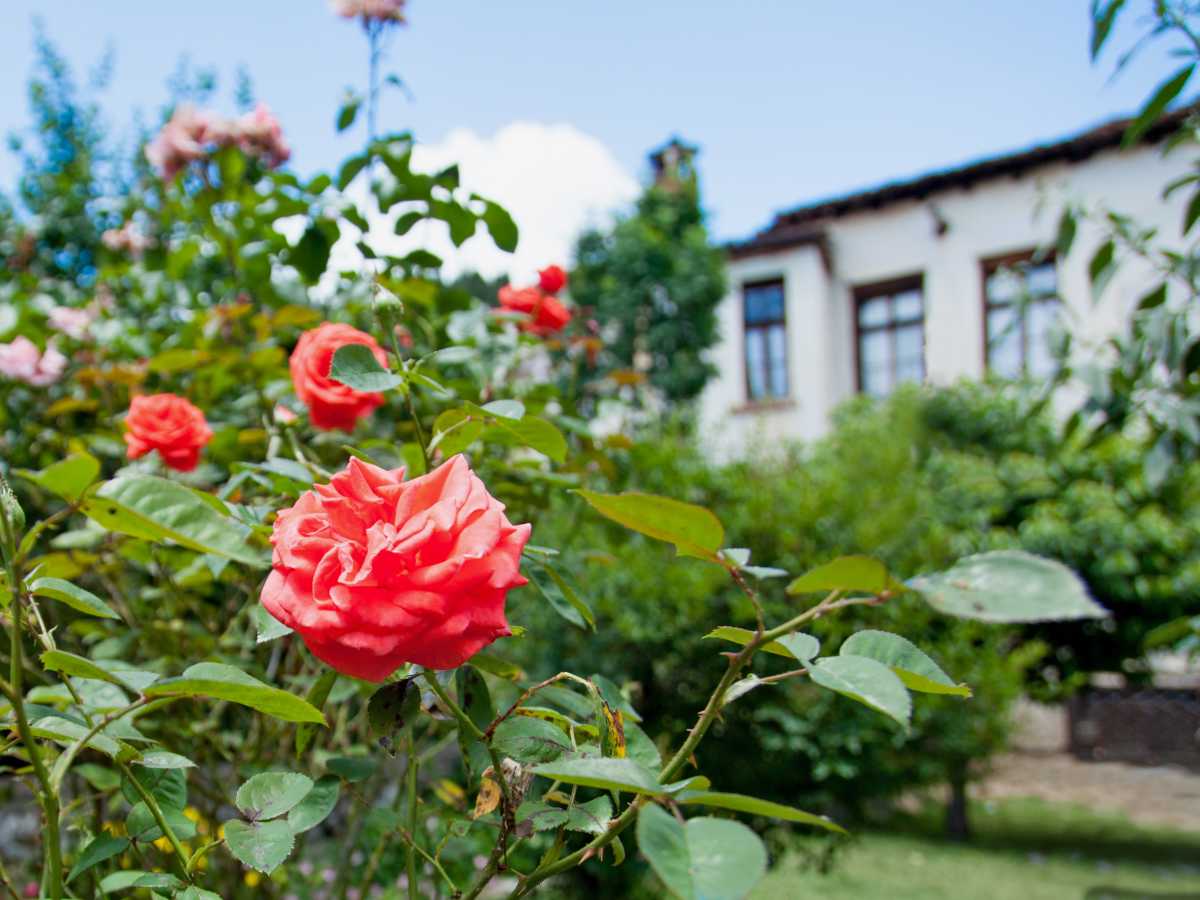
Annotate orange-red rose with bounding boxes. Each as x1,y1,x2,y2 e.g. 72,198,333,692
498,285,572,337
289,322,387,431
124,393,213,472
537,264,567,295
260,455,531,681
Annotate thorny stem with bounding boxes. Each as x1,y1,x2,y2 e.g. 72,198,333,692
405,730,420,900
728,566,766,634
1,523,63,900
483,672,593,741
423,671,519,900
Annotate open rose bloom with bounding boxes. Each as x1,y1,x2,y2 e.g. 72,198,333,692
124,393,214,472
331,0,407,23
146,102,291,181
261,455,531,681
0,337,67,386
498,285,572,337
289,322,388,430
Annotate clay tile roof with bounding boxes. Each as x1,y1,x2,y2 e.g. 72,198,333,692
728,102,1199,260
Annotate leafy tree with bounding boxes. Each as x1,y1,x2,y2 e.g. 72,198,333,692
570,139,727,403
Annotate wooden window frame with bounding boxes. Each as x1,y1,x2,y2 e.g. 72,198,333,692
853,274,926,396
980,250,1059,377
741,278,789,403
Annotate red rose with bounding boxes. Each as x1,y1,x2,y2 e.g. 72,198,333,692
537,264,567,295
498,285,572,337
260,455,531,681
289,322,388,431
123,393,213,472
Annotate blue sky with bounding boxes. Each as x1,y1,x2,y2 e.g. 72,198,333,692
0,1,1180,251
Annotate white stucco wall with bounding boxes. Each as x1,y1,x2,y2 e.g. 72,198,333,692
699,143,1192,458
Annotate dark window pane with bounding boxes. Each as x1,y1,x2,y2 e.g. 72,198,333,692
744,282,785,325
1026,262,1057,298
857,279,924,398
1027,299,1060,378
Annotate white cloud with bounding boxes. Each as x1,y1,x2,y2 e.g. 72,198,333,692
334,122,639,284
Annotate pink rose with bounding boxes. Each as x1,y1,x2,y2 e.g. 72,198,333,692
331,0,407,23
0,337,66,387
48,306,94,341
145,104,211,181
233,103,291,168
260,455,531,680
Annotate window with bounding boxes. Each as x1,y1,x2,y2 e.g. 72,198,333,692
855,276,925,398
743,280,788,401
983,254,1061,379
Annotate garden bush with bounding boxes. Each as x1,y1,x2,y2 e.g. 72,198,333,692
0,13,1113,900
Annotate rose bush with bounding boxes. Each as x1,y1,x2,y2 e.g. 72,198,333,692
0,13,1110,900
261,455,530,680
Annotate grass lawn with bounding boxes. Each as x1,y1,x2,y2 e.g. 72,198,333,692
751,798,1200,900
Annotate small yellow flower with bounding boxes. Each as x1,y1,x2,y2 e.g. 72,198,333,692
152,837,172,853
244,871,261,887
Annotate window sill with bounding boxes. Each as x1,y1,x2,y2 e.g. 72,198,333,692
731,398,796,415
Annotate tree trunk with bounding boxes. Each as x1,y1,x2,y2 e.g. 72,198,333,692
945,760,971,841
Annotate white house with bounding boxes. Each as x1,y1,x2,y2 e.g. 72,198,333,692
697,108,1196,455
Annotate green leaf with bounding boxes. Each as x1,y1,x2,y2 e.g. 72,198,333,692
327,755,377,782
481,399,525,420
135,751,195,769
787,555,904,596
15,452,100,502
145,663,326,724
291,223,332,284
531,757,664,796
82,476,267,568
527,562,590,629
809,656,912,729
492,717,572,764
223,818,294,874
703,626,818,661
573,490,724,561
252,604,293,643
235,772,314,821
329,343,405,392
29,577,119,619
296,670,338,758
336,95,361,132
1056,207,1077,259
777,633,820,663
40,650,139,690
637,805,767,900
121,767,187,809
839,630,970,697
911,550,1108,623
67,835,129,883
99,870,181,893
1088,239,1116,302
564,795,613,835
487,415,568,462
367,677,421,749
1185,189,1200,236
287,774,340,833
337,154,369,190
125,802,196,842
1090,0,1126,59
1123,64,1194,147
676,791,846,834
32,716,124,758
515,800,570,832
481,200,519,252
